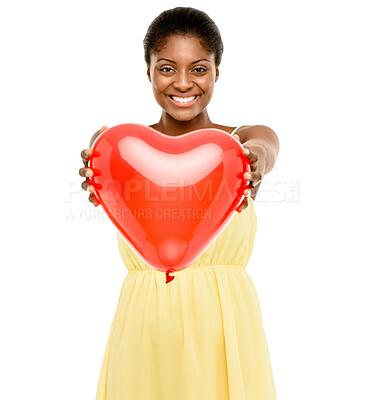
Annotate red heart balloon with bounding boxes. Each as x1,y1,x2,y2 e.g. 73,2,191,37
89,124,250,280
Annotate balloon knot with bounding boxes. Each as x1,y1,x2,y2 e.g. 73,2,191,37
165,270,175,284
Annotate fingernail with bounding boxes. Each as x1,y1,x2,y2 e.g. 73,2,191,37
244,172,252,179
86,169,93,177
87,185,94,192
245,189,252,197
243,148,250,155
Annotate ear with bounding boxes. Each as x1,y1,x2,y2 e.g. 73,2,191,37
215,67,219,82
147,66,151,82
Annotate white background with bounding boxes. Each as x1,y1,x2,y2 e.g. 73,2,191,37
1,0,365,399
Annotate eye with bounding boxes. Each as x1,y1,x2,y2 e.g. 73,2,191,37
193,67,207,73
160,67,174,73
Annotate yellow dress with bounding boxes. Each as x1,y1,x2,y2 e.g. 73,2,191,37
95,127,277,400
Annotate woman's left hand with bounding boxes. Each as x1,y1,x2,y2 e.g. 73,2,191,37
232,133,265,212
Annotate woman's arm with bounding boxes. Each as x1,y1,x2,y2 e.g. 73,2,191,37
232,125,280,207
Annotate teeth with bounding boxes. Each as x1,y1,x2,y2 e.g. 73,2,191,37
171,95,196,103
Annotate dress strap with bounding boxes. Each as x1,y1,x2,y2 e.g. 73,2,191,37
230,125,248,136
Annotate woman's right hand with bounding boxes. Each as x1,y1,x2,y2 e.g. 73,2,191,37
79,126,108,206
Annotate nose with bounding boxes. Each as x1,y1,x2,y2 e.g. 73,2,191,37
173,70,193,91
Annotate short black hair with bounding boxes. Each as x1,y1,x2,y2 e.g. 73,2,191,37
143,7,224,67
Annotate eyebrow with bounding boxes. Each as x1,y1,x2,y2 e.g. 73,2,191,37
156,58,211,64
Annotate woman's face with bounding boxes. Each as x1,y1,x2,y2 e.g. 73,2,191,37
147,35,219,122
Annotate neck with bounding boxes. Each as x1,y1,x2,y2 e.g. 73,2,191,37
153,109,215,136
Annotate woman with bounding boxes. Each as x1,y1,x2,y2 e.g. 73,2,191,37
79,7,279,400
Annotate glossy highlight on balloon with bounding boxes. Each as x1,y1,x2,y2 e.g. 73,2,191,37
89,124,251,283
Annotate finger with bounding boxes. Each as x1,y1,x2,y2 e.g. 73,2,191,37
81,180,95,192
79,167,94,178
242,147,258,163
243,171,263,186
244,188,252,197
81,149,93,168
247,184,259,198
81,148,92,161
89,193,100,207
250,161,258,172
235,196,248,213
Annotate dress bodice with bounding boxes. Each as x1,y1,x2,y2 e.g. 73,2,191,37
117,196,257,271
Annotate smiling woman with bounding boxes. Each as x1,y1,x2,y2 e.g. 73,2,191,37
80,6,280,400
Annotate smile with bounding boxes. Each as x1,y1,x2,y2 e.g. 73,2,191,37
168,95,199,107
